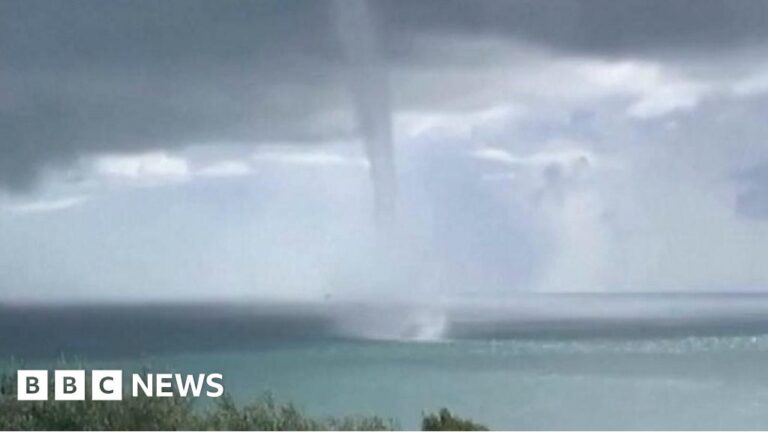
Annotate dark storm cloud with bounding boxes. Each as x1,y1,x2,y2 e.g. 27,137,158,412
0,0,351,189
382,0,768,56
2,0,768,189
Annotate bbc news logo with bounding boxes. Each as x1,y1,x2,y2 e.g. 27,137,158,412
17,370,224,401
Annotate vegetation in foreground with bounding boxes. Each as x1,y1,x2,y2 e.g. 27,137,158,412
422,408,489,431
0,371,488,430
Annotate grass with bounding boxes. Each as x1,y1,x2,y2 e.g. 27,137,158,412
0,370,489,430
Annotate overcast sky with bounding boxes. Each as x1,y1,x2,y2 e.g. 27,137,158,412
2,0,768,302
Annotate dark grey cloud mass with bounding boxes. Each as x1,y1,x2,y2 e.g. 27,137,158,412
1,0,347,189
2,0,768,190
392,0,768,52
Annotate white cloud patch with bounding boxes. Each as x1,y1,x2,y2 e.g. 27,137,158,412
469,145,623,185
575,60,709,118
472,147,596,168
94,152,190,184
251,148,370,168
2,196,89,214
395,104,526,141
93,152,257,184
197,160,253,178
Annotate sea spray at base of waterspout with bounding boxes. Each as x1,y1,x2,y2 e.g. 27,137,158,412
332,303,450,342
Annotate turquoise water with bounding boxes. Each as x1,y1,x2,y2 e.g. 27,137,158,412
7,300,768,429
9,336,768,429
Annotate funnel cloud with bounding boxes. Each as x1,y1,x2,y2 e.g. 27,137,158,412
333,0,397,226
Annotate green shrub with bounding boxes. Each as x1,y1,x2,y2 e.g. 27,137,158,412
202,393,395,431
422,408,488,431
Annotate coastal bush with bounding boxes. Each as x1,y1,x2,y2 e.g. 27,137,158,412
422,408,488,431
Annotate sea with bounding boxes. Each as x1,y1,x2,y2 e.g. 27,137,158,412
5,294,768,430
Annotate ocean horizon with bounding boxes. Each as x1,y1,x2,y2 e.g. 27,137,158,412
6,294,768,429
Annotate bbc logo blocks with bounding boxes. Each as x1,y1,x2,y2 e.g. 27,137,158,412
16,370,48,401
92,370,122,400
54,370,85,400
17,369,223,400
17,370,123,401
